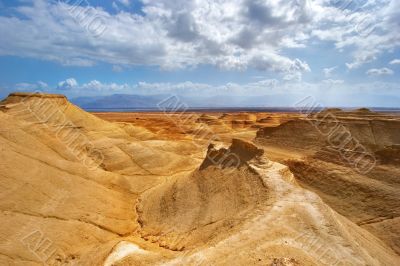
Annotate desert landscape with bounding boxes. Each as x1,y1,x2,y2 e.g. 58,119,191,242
0,92,399,265
1,0,400,265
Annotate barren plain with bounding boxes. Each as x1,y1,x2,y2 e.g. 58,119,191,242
0,93,399,265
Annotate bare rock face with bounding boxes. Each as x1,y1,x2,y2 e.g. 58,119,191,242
196,114,221,125
375,145,400,165
200,138,264,170
1,92,68,105
256,119,324,149
308,108,343,118
257,111,400,150
230,138,264,160
0,92,69,114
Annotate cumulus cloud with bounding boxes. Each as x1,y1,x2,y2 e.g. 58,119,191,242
81,80,130,91
366,68,394,76
36,78,281,96
57,78,78,90
311,0,400,70
0,0,319,79
0,0,398,78
15,83,41,91
390,59,400,65
113,0,131,11
118,0,131,7
15,81,48,91
283,73,302,82
323,66,337,78
322,79,344,85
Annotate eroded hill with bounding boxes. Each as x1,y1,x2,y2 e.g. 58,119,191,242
256,108,400,256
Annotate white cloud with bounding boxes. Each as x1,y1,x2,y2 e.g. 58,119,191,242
113,0,130,11
283,73,302,82
389,59,400,65
322,79,344,85
37,81,49,88
323,66,337,78
49,78,281,96
311,0,400,70
10,78,400,108
81,80,129,91
15,81,49,91
0,0,398,79
15,83,40,91
0,0,319,79
118,0,131,7
112,2,119,11
57,78,78,90
366,68,394,76
112,65,124,72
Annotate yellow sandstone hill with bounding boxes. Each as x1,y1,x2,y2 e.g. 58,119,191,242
256,109,400,256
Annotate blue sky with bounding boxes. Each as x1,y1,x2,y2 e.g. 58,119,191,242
0,0,399,106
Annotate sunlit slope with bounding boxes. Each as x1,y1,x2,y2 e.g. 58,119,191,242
256,108,400,256
0,93,202,265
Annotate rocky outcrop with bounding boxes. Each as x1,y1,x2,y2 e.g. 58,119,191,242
136,138,268,251
1,92,68,105
375,145,400,165
256,119,324,148
196,114,222,125
256,112,400,150
200,138,264,169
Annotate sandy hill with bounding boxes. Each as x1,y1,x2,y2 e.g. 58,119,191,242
255,109,400,256
0,93,203,265
0,94,398,265
113,139,398,265
257,113,400,150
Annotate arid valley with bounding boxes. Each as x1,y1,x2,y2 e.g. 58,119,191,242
0,93,399,265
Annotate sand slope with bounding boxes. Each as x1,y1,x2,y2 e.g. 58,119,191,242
256,109,400,257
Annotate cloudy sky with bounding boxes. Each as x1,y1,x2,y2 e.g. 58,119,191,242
0,0,399,106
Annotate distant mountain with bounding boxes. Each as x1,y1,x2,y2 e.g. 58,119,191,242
71,94,300,110
71,94,168,109
71,93,400,110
